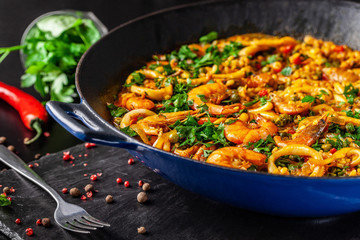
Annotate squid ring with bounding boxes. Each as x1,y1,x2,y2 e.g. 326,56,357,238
248,102,274,113
329,148,360,167
120,109,156,128
268,144,325,174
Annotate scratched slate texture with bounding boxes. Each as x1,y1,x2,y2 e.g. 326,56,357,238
1,144,360,240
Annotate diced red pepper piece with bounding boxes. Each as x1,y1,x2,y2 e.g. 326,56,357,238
293,56,302,65
280,45,294,54
288,129,296,134
258,89,268,97
330,148,337,154
333,45,345,53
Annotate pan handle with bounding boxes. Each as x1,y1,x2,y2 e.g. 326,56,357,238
46,101,138,149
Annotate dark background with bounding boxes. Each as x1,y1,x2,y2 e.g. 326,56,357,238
0,0,200,162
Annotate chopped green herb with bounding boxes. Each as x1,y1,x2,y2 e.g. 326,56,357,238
120,126,138,137
344,83,359,105
244,98,259,107
199,31,218,43
245,135,275,158
0,195,11,207
1,16,102,102
107,104,128,117
281,66,292,76
123,72,146,87
302,95,315,103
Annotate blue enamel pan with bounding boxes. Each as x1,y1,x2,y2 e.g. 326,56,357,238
46,0,360,217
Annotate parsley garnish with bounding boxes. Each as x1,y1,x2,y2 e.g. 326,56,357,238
120,126,138,137
281,66,292,76
123,72,146,87
107,104,128,117
345,110,360,119
244,99,259,107
199,31,218,43
344,84,359,105
245,135,275,158
302,95,315,103
173,115,230,148
1,16,102,102
0,194,11,207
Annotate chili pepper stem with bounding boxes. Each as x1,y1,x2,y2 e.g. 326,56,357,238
24,120,43,145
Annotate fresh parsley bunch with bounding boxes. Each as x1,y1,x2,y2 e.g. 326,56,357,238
0,15,102,102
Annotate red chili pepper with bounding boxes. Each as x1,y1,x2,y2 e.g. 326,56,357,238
90,174,97,181
124,181,130,188
0,81,48,144
138,180,144,187
258,89,268,97
116,178,122,184
322,73,329,81
62,188,68,194
15,218,21,224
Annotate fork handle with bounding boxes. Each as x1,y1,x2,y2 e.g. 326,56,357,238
0,145,63,204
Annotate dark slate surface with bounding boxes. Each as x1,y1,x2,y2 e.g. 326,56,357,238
0,144,360,240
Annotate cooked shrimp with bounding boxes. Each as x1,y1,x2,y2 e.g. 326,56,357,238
207,147,267,169
138,110,195,135
174,145,200,158
192,144,217,162
271,95,311,115
116,93,155,110
322,68,359,82
274,114,328,147
224,114,278,145
246,73,277,88
188,82,244,115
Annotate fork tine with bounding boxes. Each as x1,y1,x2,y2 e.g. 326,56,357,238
59,222,91,234
67,221,97,231
83,215,111,227
76,218,104,228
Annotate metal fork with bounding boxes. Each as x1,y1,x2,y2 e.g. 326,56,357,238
0,145,110,234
